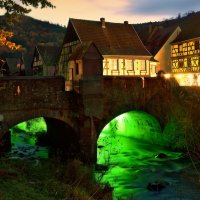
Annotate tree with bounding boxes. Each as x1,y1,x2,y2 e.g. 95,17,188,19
0,0,54,15
0,0,54,49
0,29,21,49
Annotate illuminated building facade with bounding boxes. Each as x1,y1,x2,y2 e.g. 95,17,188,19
135,24,181,74
171,37,200,86
58,18,157,91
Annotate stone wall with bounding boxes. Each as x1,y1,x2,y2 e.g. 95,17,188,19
0,76,79,136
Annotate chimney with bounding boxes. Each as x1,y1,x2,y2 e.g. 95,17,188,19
124,21,128,25
100,18,106,28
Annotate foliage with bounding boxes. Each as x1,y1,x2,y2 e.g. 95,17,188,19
0,0,54,50
0,15,65,53
0,29,21,50
0,0,54,16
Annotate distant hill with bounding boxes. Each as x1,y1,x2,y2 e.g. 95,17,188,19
0,15,66,57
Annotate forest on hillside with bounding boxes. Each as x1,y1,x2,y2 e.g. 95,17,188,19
0,15,66,56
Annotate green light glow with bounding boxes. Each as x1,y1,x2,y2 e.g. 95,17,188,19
96,111,185,199
12,117,47,134
101,111,162,142
10,117,47,145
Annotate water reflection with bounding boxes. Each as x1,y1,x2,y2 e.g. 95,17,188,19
8,117,48,159
96,111,200,199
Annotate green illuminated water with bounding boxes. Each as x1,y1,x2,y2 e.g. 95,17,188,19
97,111,200,199
9,117,48,159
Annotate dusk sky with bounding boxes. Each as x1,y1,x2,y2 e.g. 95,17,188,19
1,0,200,26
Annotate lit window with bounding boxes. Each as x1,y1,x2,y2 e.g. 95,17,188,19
179,44,183,52
112,59,118,70
126,60,133,70
135,60,145,70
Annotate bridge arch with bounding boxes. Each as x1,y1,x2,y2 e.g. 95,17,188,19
2,108,78,135
96,110,163,162
1,109,80,158
97,107,163,137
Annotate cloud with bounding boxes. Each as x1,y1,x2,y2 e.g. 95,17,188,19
27,0,129,25
2,0,199,25
124,0,200,16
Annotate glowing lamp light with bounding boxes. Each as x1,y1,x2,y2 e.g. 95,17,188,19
164,74,171,79
176,74,183,79
188,74,193,80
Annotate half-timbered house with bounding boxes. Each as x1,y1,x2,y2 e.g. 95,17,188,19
171,25,200,86
58,18,157,91
32,44,61,76
135,24,181,74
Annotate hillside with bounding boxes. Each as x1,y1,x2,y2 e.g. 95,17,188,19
0,15,66,56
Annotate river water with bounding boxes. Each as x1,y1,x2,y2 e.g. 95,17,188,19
7,115,200,199
96,111,200,199
7,117,48,160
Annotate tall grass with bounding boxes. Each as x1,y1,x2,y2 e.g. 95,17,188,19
0,158,112,200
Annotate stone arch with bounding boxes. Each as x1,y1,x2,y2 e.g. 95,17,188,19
93,110,162,162
96,107,162,139
2,108,77,135
1,109,80,159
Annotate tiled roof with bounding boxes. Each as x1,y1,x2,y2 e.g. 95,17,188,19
145,26,178,55
69,18,151,57
36,45,61,65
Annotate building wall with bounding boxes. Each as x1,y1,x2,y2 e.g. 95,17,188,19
171,37,200,86
83,45,102,79
58,40,80,77
102,57,156,77
155,27,181,73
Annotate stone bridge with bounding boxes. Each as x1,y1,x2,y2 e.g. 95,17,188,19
0,76,199,162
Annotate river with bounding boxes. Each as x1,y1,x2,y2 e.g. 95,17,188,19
96,111,200,199
7,114,200,199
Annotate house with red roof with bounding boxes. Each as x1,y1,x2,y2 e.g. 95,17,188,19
58,18,157,91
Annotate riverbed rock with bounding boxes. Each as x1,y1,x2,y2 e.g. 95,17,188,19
147,180,169,191
95,164,108,171
155,153,167,159
97,145,104,149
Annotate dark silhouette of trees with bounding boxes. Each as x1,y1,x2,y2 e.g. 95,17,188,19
0,0,54,16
